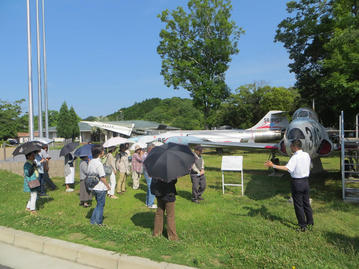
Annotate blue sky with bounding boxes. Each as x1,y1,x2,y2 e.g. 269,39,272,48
0,0,295,118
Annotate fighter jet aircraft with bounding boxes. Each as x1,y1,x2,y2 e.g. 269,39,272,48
129,110,288,146
190,108,334,172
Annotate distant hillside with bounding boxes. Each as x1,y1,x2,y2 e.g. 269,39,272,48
107,97,204,130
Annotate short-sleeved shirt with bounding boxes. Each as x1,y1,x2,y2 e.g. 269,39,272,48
285,150,311,178
87,157,107,191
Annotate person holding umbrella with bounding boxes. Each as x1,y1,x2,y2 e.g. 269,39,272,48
24,151,40,215
13,141,44,215
144,143,195,241
143,144,157,209
60,142,79,192
115,144,130,194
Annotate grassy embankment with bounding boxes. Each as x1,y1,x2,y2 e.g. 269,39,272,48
0,150,358,268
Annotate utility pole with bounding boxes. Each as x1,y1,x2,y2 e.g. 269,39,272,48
42,0,49,138
36,0,43,137
26,0,34,140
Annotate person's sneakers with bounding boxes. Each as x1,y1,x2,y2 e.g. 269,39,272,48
148,204,158,209
192,200,200,204
66,188,74,192
39,193,49,198
109,195,119,199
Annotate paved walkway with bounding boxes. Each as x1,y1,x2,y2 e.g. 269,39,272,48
0,241,97,269
0,226,194,269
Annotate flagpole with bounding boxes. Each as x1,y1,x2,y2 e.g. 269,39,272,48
42,0,49,138
36,0,43,137
26,0,34,140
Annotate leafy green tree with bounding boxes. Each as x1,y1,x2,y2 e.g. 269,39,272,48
69,106,80,141
157,0,243,128
209,84,300,128
0,99,25,140
275,0,359,127
57,102,71,139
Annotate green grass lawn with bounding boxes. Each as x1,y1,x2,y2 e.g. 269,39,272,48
1,150,358,268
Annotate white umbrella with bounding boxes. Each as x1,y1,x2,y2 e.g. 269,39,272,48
32,137,54,144
103,137,133,148
130,142,147,151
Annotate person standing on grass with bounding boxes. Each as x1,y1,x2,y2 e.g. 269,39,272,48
131,145,144,190
105,147,118,199
265,139,314,232
143,144,157,209
115,144,130,194
79,156,92,207
151,178,178,241
190,145,206,203
88,145,110,225
24,151,40,215
64,152,76,192
34,150,47,197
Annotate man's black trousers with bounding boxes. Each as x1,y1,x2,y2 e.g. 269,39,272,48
290,178,314,228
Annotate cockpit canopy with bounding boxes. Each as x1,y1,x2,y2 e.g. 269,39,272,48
292,108,318,122
287,128,305,140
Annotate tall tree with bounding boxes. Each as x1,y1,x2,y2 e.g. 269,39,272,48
69,106,80,141
0,99,25,140
57,102,71,139
209,84,300,128
157,0,243,128
275,0,359,127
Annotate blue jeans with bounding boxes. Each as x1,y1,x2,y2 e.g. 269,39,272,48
144,171,155,206
90,190,107,225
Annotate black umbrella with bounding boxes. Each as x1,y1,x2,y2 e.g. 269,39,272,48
143,142,195,182
12,141,43,156
59,142,79,157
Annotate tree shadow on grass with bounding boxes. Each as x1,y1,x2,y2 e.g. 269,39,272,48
177,190,192,201
242,205,296,229
244,174,291,201
325,231,359,255
131,212,154,230
134,193,146,203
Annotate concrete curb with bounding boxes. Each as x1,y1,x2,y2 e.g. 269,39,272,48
0,226,194,269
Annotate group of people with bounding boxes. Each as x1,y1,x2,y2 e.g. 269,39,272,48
23,138,314,239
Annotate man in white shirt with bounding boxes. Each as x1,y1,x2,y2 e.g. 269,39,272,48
265,139,314,231
88,145,111,225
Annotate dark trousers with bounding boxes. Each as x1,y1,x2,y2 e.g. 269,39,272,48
153,198,178,241
291,178,314,228
190,174,206,201
39,173,46,195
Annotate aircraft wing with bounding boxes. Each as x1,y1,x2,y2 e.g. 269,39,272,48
190,141,279,150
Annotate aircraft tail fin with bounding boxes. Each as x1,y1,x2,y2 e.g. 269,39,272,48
247,111,288,131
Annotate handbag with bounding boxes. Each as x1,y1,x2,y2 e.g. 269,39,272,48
28,179,40,189
103,164,113,176
85,175,99,191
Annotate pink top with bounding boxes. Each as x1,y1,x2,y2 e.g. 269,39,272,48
131,152,143,173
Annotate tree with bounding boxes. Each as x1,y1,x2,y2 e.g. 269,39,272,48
0,99,25,140
275,0,359,127
157,0,243,128
57,102,71,139
69,106,80,141
209,84,300,128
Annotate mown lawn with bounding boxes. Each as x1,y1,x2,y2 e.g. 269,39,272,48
0,150,358,268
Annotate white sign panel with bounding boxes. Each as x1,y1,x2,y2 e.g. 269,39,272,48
221,156,243,171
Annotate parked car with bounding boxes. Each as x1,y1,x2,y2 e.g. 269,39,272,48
7,138,18,145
